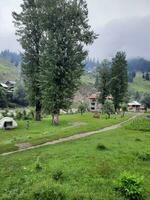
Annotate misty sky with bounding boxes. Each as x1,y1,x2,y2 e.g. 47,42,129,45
0,0,150,60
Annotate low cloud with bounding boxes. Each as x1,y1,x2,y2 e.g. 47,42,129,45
89,16,150,60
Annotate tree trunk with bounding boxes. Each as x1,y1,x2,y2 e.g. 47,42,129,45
35,99,42,121
52,113,59,125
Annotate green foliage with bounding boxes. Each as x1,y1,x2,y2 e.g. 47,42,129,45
116,172,144,200
125,117,150,132
96,59,111,104
141,94,150,110
121,103,128,117
97,144,107,151
12,80,28,107
0,58,19,82
52,170,64,181
39,0,96,122
129,72,150,94
33,185,66,200
138,153,150,161
103,100,115,118
78,102,87,115
0,87,7,108
15,110,23,120
12,0,42,121
111,51,128,110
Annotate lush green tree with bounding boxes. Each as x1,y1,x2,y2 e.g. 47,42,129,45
134,91,141,101
111,52,128,111
120,103,127,117
96,59,111,105
78,101,87,115
40,0,97,125
0,88,7,108
141,94,150,111
12,0,42,121
103,100,115,118
145,72,150,81
12,80,28,107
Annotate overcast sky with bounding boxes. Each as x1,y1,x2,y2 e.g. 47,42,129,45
0,0,150,60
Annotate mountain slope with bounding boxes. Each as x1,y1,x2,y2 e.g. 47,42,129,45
0,58,19,82
129,72,150,94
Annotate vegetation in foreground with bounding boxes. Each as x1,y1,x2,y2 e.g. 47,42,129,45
0,116,149,199
0,112,132,154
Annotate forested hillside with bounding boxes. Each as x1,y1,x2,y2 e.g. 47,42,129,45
0,58,19,82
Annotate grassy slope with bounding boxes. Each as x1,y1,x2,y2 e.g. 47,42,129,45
0,58,19,82
0,117,149,199
0,113,133,154
129,72,150,94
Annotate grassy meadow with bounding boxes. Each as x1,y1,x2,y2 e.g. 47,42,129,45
129,72,150,94
0,116,149,199
0,112,133,154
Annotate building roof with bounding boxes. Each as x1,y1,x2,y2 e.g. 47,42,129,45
0,83,8,88
89,93,97,99
128,101,141,106
5,81,16,85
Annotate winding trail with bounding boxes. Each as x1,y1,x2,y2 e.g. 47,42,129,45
1,114,140,156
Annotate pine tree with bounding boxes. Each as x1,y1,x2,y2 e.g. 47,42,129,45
40,0,97,125
111,52,128,111
12,0,42,121
96,59,111,105
145,72,150,81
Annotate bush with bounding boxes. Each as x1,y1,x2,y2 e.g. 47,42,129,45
15,110,23,120
28,108,35,119
97,144,107,151
93,112,100,119
33,185,66,200
52,170,64,181
135,138,142,142
116,171,144,200
3,109,9,117
138,152,150,161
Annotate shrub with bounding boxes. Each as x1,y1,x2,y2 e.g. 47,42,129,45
138,152,150,161
33,185,66,200
116,171,144,200
93,112,100,119
135,138,142,142
3,109,8,117
52,170,64,181
28,108,35,119
15,110,23,120
97,144,107,151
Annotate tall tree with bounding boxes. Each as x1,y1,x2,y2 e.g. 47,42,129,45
40,0,97,125
12,0,42,121
111,52,128,111
96,59,111,105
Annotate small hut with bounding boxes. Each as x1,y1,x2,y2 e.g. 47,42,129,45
128,101,144,112
0,117,18,130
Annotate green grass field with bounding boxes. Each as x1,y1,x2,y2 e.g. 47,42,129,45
129,72,150,94
0,116,149,199
0,113,133,154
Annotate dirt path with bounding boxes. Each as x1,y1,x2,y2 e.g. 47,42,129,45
1,114,140,156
